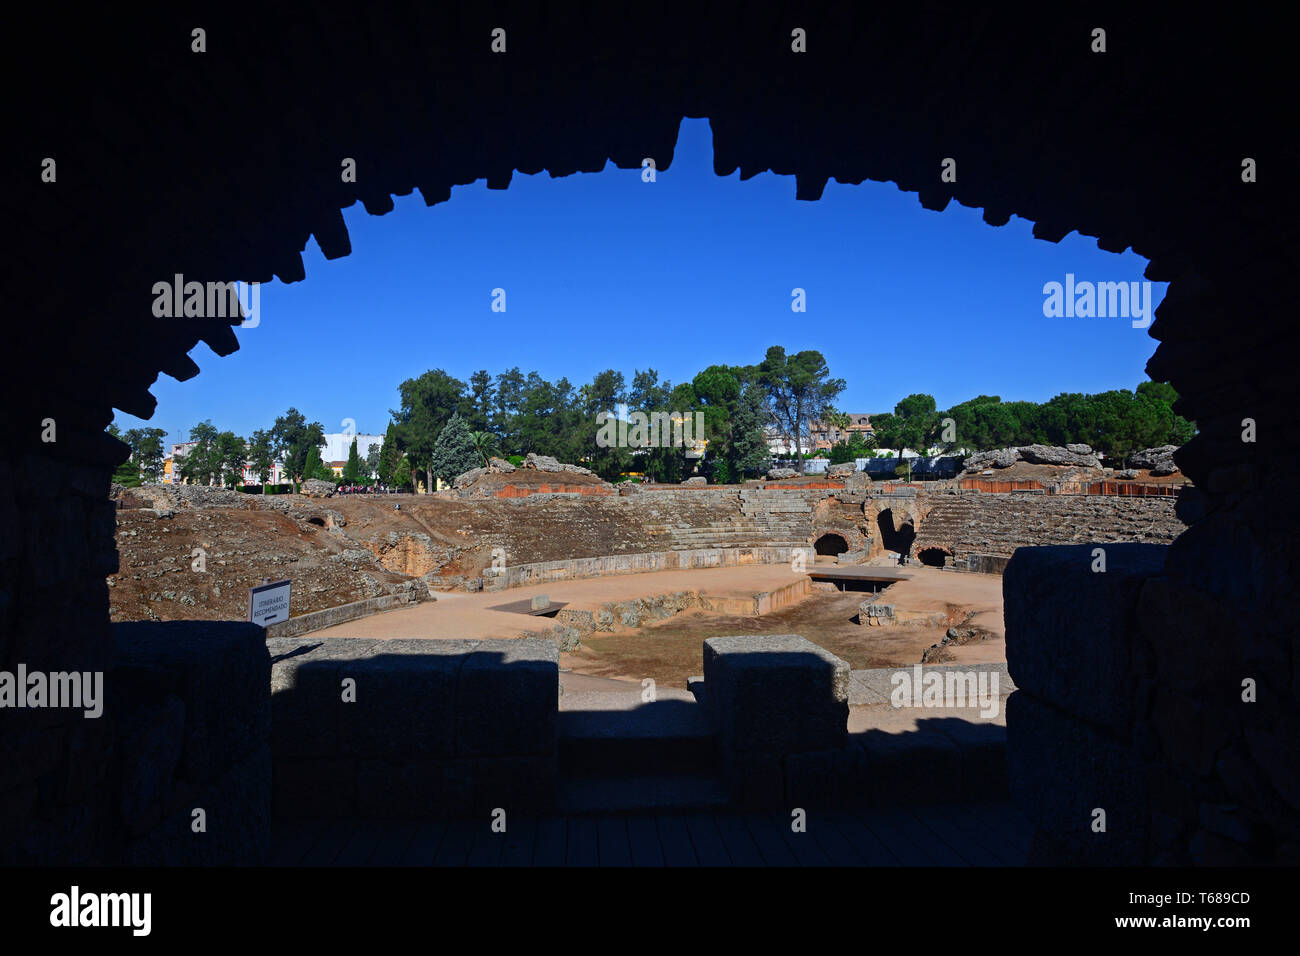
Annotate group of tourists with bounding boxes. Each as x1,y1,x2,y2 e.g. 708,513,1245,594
335,483,402,495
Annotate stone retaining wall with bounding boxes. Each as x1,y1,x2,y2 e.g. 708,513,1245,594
264,591,428,640
486,545,814,591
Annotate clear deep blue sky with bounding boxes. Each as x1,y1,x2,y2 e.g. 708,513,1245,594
119,118,1165,446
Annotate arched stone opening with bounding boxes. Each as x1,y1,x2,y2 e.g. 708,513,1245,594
876,509,916,557
814,533,849,557
917,547,949,568
4,5,1292,867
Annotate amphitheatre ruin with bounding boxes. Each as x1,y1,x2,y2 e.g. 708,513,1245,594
97,442,1191,853
6,2,1294,882
112,447,1188,681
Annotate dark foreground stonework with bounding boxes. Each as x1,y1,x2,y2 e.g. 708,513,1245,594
1004,545,1300,865
3,4,1295,863
269,637,559,819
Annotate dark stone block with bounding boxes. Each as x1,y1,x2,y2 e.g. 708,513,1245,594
0,722,65,793
268,637,379,757
927,718,1009,801
356,758,473,818
117,694,184,835
1145,683,1231,778
272,757,358,819
342,640,470,759
1135,576,1245,696
467,755,556,813
455,639,558,757
59,709,117,806
1006,690,1148,865
726,751,786,808
127,743,271,865
703,634,849,756
784,746,869,809
114,621,270,783
1004,543,1166,736
0,783,39,865
856,730,962,806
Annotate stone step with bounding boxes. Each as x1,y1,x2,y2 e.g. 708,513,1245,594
785,719,1010,808
558,703,720,778
555,773,732,813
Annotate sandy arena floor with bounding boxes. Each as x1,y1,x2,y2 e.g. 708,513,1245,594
301,562,1005,691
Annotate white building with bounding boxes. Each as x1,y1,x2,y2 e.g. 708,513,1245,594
763,425,814,456
319,432,384,477
167,439,286,486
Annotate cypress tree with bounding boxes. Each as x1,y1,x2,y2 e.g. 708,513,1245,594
430,412,479,483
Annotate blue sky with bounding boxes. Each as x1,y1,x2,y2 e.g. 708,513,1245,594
119,117,1165,446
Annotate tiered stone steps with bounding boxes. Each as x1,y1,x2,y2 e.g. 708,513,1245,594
633,488,816,551
916,492,1179,557
910,493,986,554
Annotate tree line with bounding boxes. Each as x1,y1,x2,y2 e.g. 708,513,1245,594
868,380,1195,464
110,347,1196,489
379,346,842,487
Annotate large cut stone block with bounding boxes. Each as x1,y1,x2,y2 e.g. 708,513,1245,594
455,639,558,757
272,757,358,819
703,634,849,756
784,746,870,808
268,637,379,757
114,621,270,783
1006,690,1148,865
341,639,476,759
356,758,473,817
466,755,556,813
1003,543,1166,736
126,742,271,865
856,730,962,806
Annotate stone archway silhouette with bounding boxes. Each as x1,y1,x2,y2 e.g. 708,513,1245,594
6,5,1294,865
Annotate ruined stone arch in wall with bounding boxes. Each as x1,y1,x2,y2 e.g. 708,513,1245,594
811,527,862,556
5,4,1295,866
